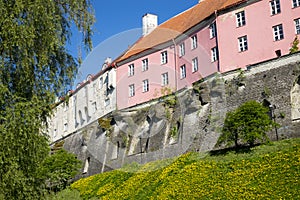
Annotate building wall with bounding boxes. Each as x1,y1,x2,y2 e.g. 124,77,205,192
217,0,300,72
176,23,218,90
48,68,117,142
116,47,176,110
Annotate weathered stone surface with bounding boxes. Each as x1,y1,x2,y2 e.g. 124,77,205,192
57,53,300,179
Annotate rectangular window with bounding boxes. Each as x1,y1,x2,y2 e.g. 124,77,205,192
129,84,135,97
191,35,198,49
180,65,186,79
142,79,149,92
211,47,218,62
99,77,103,89
142,58,148,71
92,102,97,113
161,73,169,86
295,18,300,34
209,23,216,38
270,0,281,15
105,98,110,107
273,24,284,41
236,11,246,27
161,51,168,64
64,123,68,132
179,43,185,57
128,64,134,76
192,57,199,72
293,0,300,8
238,36,248,52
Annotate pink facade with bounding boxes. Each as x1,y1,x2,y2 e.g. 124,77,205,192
217,0,300,72
117,47,176,109
116,0,300,110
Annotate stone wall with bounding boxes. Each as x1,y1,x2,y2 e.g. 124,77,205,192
55,52,300,179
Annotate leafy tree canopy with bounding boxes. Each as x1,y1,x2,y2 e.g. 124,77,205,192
0,0,94,199
39,149,82,193
217,100,278,148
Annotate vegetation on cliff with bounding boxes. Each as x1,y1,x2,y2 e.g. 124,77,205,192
55,138,300,200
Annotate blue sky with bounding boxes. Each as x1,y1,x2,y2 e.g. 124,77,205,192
71,0,198,85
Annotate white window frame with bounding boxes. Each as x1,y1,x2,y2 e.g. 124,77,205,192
293,0,300,8
129,84,135,97
179,43,185,57
161,51,168,64
295,18,300,34
142,58,148,71
238,35,248,52
191,35,198,49
209,23,216,38
236,11,246,27
270,0,281,15
142,79,149,92
192,57,199,72
161,72,169,86
211,47,218,62
273,24,284,41
128,64,134,76
180,65,186,79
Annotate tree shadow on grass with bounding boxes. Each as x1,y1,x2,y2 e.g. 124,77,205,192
209,144,261,156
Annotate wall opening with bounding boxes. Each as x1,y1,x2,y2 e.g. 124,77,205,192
83,157,90,174
291,76,300,121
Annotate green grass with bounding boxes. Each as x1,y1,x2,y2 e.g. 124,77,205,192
61,138,299,199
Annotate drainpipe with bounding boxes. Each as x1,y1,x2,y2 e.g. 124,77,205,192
214,10,221,72
172,38,178,92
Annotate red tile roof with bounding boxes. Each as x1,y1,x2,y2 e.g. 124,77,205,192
116,0,245,64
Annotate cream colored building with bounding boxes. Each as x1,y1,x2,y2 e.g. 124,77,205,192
48,62,116,142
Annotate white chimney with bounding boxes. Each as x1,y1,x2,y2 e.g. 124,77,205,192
142,13,158,36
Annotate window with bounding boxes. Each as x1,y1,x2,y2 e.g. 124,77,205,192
211,47,218,62
209,23,216,38
92,102,97,113
128,64,134,76
295,18,300,34
64,123,68,132
191,35,198,49
238,36,248,52
142,79,149,92
99,77,103,89
236,11,246,27
142,58,148,71
105,98,110,107
63,103,68,111
270,0,281,15
161,51,168,64
129,84,135,97
192,57,199,72
273,24,284,41
162,73,169,86
180,65,186,79
179,43,185,57
293,0,300,8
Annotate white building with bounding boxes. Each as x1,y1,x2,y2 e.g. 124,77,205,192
47,62,116,142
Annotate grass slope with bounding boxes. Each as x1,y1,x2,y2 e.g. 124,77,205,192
69,138,300,199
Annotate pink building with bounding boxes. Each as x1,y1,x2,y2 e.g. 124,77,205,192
115,0,300,110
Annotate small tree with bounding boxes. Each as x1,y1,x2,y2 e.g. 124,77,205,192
218,100,277,148
39,149,82,193
290,36,299,53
